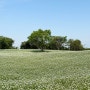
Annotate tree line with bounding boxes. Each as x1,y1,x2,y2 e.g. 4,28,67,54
0,29,84,51
20,29,84,51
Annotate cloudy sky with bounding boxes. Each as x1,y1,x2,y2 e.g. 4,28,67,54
0,0,90,47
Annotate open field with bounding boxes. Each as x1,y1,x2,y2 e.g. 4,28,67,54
0,49,90,90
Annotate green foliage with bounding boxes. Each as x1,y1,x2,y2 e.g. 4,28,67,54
20,29,84,51
68,39,84,51
28,29,51,51
48,36,67,50
0,36,14,49
84,48,90,50
20,41,37,49
0,50,90,89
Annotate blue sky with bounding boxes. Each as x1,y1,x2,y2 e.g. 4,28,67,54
0,0,90,47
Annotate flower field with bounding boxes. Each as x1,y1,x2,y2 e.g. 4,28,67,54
0,49,90,90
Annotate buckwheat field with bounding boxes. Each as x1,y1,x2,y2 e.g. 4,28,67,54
0,49,90,90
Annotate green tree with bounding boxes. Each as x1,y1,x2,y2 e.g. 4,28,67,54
0,36,14,49
20,41,37,49
48,36,67,50
68,39,83,51
67,39,74,50
28,29,51,51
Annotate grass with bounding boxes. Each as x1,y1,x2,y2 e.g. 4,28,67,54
0,49,90,90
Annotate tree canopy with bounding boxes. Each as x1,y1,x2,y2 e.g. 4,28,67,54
20,41,37,49
28,29,51,51
0,36,14,49
20,29,84,51
68,39,84,51
0,29,84,51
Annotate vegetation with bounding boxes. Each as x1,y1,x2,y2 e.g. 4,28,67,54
0,29,84,50
20,41,38,49
68,39,84,51
0,36,14,49
48,36,67,50
28,29,51,51
20,29,84,51
0,49,90,90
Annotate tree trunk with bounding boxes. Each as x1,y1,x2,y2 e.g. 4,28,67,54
41,47,44,52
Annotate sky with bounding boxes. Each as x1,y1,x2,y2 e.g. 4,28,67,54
0,0,90,48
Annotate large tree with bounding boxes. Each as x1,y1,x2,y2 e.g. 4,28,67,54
28,29,51,51
0,36,14,49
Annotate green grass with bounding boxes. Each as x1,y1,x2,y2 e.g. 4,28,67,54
0,49,90,90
